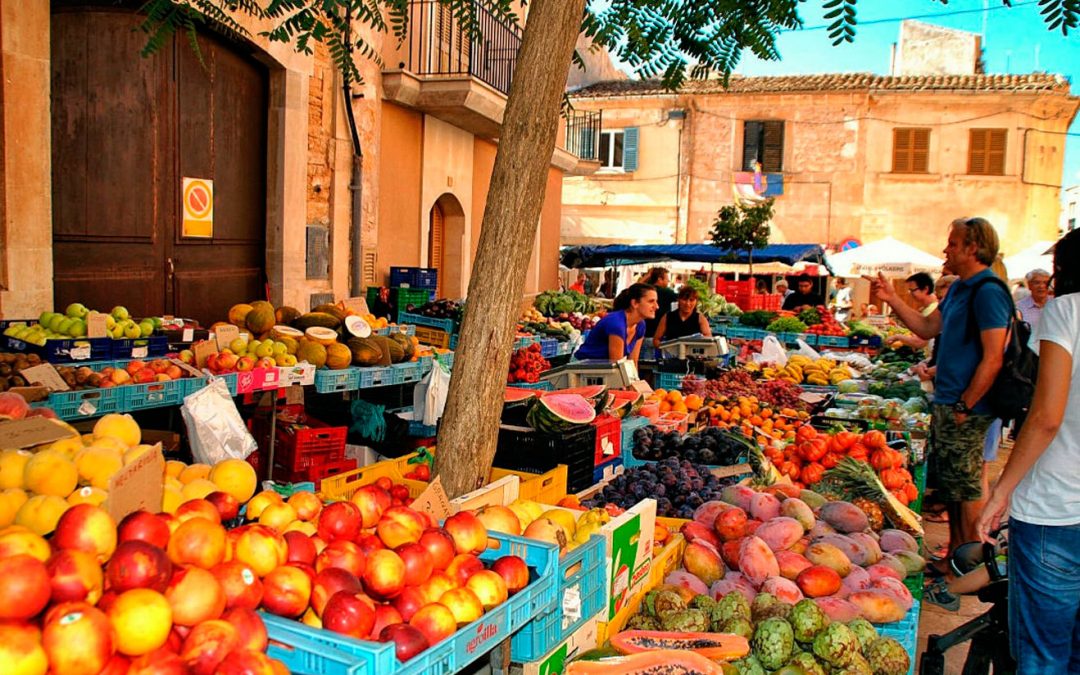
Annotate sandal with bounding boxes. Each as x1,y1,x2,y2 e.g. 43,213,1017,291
924,579,960,612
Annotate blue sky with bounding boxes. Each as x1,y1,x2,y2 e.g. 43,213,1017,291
728,0,1080,189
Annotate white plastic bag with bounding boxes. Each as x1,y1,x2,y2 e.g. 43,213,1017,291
180,377,258,465
754,335,789,366
413,358,451,426
792,339,821,361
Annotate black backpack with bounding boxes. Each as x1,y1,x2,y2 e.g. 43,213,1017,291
966,276,1039,422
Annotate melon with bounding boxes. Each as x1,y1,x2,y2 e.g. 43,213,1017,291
246,305,276,335
312,304,348,323
270,325,303,341
377,335,405,364
275,306,302,325
526,394,596,433
305,327,339,346
296,340,328,368
343,315,372,339
293,312,341,331
389,332,414,360
228,304,254,327
347,337,382,367
325,343,352,370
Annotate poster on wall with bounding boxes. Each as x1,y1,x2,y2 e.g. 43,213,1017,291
181,177,214,238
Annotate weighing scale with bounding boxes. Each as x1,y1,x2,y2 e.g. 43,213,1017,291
541,358,639,389
657,335,730,359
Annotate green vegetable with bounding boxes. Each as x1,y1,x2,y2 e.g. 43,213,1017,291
533,290,594,317
797,308,822,326
847,321,880,338
766,317,808,333
739,310,777,328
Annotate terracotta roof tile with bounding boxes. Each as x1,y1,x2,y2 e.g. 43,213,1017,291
570,73,1071,98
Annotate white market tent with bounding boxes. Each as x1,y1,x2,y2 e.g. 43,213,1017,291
1003,240,1055,280
826,237,943,278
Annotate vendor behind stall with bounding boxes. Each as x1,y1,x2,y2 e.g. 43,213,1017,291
574,283,658,367
782,275,824,311
652,286,712,347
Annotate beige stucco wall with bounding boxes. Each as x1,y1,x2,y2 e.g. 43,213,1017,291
893,21,981,76
563,87,1076,259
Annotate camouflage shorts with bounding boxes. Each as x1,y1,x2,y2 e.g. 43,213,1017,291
929,404,992,502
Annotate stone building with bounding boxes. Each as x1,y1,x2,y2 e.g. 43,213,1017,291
0,3,596,323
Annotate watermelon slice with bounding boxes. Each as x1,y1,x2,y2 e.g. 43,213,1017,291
526,393,597,433
504,387,538,404
607,390,644,418
543,385,607,401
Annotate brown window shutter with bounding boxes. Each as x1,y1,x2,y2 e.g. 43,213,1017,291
987,129,1006,175
429,203,445,297
892,128,912,173
762,121,784,172
911,128,930,172
968,129,1006,175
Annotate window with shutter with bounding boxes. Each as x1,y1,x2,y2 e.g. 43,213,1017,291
892,128,930,173
742,121,784,172
428,203,444,296
968,128,1007,175
597,129,635,171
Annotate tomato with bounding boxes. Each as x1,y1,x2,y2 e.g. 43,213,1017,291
820,452,842,469
800,438,828,462
799,462,825,485
862,430,887,450
847,442,869,461
834,431,858,451
796,425,818,442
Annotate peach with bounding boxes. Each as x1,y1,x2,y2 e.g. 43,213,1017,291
0,554,51,620
350,485,391,528
211,561,264,611
408,602,457,646
474,505,521,537
180,619,239,675
175,498,221,524
417,571,459,606
232,524,288,577
465,570,508,610
260,564,312,618
284,530,318,565
491,555,529,595
439,587,484,624
205,491,241,522
117,511,171,549
129,648,187,674
796,564,843,598
222,607,269,652
52,503,118,563
315,539,367,578
0,525,51,562
288,491,322,522
323,591,377,639
396,542,434,588
418,528,455,571
376,506,426,549
379,623,430,663
48,549,105,604
258,502,298,534
356,532,386,557
42,602,115,675
311,567,363,617
108,589,173,656
446,553,485,588
372,603,404,638
166,566,226,626
168,518,227,569
106,540,173,593
363,548,407,600
392,585,428,622
443,511,487,555
0,622,48,675
317,501,362,542
216,649,279,675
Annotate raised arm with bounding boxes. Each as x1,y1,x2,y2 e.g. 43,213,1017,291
864,273,941,339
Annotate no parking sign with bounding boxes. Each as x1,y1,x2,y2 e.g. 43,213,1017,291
182,177,214,238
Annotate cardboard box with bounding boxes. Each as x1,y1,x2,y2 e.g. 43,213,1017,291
511,616,599,675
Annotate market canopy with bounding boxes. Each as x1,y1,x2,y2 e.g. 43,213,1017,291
559,243,830,269
1003,240,1055,280
825,237,942,278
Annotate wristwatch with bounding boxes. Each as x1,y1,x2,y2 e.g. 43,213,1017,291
952,401,973,415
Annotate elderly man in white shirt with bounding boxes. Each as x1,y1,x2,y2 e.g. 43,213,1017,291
1017,269,1051,333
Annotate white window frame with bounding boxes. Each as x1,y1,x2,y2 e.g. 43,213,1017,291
598,129,625,172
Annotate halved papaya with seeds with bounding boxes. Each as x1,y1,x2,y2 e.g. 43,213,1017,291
610,631,750,661
566,650,730,674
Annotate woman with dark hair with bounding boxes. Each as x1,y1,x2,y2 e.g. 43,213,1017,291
976,228,1080,673
574,283,658,367
652,286,712,348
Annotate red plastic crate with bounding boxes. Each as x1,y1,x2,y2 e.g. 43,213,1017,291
251,404,347,472
716,279,755,297
747,294,782,311
272,458,358,487
592,414,622,467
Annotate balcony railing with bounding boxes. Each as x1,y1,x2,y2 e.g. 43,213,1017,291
401,0,522,97
565,110,602,162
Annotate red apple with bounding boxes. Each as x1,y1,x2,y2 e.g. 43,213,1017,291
205,492,241,522
315,539,366,578
118,511,171,549
395,542,434,588
350,485,392,529
379,623,429,663
491,555,530,595
371,603,403,638
322,591,376,639
48,549,105,604
355,533,385,557
391,585,427,622
418,528,456,571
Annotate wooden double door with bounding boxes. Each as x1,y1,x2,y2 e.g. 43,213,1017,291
51,6,268,327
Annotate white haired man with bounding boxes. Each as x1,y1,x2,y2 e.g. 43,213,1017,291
1017,269,1051,333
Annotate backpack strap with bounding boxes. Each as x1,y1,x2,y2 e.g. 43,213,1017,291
964,275,1016,348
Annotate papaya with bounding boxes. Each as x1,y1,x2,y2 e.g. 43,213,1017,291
610,631,749,662
293,312,342,331
566,649,728,674
347,337,382,367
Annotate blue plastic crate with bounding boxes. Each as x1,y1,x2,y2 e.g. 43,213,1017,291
5,335,113,363
46,387,123,420
439,351,455,370
398,312,456,334
111,335,169,360
850,334,884,348
556,340,576,356
797,333,819,346
389,266,438,290
654,371,703,392
356,366,394,389
449,333,459,351
513,335,539,351
315,368,360,394
418,354,434,374
620,416,651,455
392,361,423,384
512,380,554,391
817,335,851,349
261,531,559,675
182,377,209,397
593,456,622,484
539,338,559,358
374,323,416,337
266,623,370,675
216,372,239,395
510,533,606,661
124,378,186,411
877,599,920,675
725,326,758,340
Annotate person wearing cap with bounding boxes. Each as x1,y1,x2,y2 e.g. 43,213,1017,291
782,276,824,311
776,279,792,300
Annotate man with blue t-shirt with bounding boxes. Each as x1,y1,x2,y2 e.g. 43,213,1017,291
868,217,1010,570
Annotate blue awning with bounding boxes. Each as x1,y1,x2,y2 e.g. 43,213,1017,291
560,243,829,270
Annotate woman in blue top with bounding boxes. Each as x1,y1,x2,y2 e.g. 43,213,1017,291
574,283,658,367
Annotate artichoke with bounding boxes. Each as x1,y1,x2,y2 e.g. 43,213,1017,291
787,651,828,675
625,613,661,631
751,617,796,670
721,616,755,640
690,594,718,614
865,636,911,675
847,618,879,653
731,654,767,675
752,593,792,622
812,622,862,668
649,589,686,620
714,591,752,625
659,608,710,633
834,653,873,675
790,599,830,643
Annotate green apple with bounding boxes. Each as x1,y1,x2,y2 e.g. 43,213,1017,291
68,319,87,338
111,306,130,321
151,317,162,329
110,325,125,339
254,342,275,359
47,314,66,332
229,337,248,354
272,341,288,356
66,303,89,319
104,315,117,331
138,320,154,338
123,323,142,339
39,311,56,326
57,318,74,335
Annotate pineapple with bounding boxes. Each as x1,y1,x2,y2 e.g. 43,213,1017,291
853,497,885,531
824,458,923,536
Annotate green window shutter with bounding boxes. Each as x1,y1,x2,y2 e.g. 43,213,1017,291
622,127,639,171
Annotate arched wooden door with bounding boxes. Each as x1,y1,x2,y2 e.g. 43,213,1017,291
50,6,267,327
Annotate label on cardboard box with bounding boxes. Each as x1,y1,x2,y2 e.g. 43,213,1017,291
0,417,74,449
86,312,109,338
20,363,70,392
215,324,240,351
105,443,164,521
411,476,452,520
193,341,218,368
342,297,370,316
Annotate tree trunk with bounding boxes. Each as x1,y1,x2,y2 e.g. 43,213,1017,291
433,0,587,498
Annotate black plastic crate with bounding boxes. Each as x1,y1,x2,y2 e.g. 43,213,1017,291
495,424,597,493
